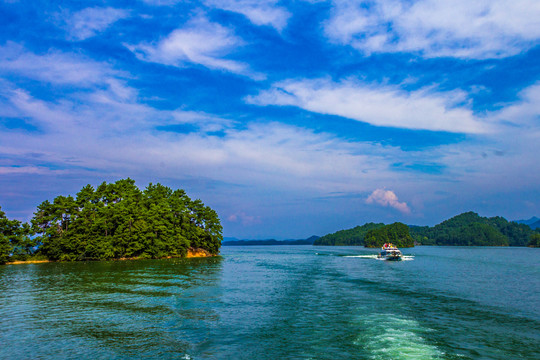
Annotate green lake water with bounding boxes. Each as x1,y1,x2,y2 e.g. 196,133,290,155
1,246,539,359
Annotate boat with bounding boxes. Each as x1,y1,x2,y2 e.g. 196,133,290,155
377,243,402,261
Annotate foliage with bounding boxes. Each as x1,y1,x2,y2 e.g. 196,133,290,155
409,212,534,246
364,222,414,248
314,223,385,246
528,233,540,247
28,179,222,261
0,206,35,264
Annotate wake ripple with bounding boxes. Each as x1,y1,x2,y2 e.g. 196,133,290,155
355,314,443,359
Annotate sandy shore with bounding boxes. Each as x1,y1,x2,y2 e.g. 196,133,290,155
4,248,216,265
5,260,51,265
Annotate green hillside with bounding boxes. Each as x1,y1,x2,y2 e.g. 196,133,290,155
409,211,535,246
314,223,384,246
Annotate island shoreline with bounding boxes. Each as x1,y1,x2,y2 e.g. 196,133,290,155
4,248,217,265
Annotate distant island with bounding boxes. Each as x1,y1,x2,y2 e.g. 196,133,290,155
364,223,414,248
223,236,319,246
315,212,540,247
0,179,222,265
314,222,384,246
314,222,414,248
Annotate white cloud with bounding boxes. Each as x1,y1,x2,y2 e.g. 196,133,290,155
127,16,263,79
140,0,291,30
141,0,180,5
0,43,130,91
366,189,411,214
492,82,540,127
247,77,488,133
204,0,291,31
227,212,261,225
63,7,129,40
325,0,540,59
0,166,67,175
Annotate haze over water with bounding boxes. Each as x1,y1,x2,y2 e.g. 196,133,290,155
1,246,539,359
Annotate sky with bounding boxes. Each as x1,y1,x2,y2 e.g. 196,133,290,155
1,0,539,239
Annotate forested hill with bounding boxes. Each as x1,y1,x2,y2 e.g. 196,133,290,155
314,223,384,246
409,212,536,246
0,179,222,264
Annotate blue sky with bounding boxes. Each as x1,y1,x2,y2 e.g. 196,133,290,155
1,0,539,239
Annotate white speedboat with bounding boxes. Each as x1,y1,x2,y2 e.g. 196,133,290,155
378,243,402,261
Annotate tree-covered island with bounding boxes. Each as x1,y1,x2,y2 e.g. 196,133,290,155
314,222,414,247
0,179,222,264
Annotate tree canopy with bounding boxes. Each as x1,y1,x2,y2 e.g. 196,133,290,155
528,233,540,247
364,222,415,248
0,206,34,264
314,223,384,246
1,179,222,264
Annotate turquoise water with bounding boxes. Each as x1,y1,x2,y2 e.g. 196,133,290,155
1,246,539,359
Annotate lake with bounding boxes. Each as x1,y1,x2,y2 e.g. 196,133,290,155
1,246,539,359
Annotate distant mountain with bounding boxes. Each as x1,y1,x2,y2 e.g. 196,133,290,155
222,235,319,246
515,217,540,226
529,220,540,230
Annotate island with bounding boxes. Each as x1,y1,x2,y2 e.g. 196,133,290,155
314,222,414,248
0,179,222,264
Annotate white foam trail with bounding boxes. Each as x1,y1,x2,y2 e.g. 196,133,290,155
355,314,443,359
343,255,414,261
343,255,379,259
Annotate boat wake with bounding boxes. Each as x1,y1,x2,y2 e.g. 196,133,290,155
355,313,444,359
343,255,415,261
343,255,379,259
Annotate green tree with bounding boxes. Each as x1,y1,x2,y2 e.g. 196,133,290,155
528,233,540,247
0,206,34,264
364,222,414,248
